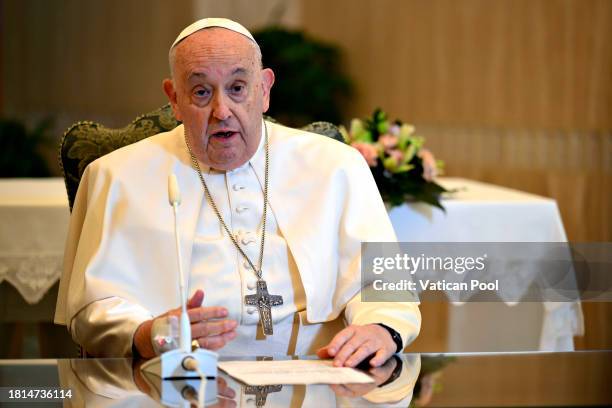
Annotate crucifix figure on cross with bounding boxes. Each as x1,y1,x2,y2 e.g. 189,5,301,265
244,384,283,407
245,280,283,335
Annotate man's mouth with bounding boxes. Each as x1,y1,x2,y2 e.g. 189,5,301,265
211,130,238,139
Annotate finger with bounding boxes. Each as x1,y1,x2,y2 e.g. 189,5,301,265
369,347,393,367
219,387,236,399
368,366,384,382
341,383,374,397
345,341,376,367
316,346,332,359
191,319,237,338
333,335,366,367
197,330,237,350
328,384,342,394
369,358,397,384
197,333,234,351
326,326,356,357
187,289,205,308
217,398,237,408
368,365,386,380
188,306,228,323
328,384,354,397
217,377,236,399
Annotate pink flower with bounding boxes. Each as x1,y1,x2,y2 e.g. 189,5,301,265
352,142,378,166
418,148,437,181
388,149,404,164
389,124,401,136
378,134,398,150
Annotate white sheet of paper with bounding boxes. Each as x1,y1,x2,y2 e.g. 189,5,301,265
218,359,374,385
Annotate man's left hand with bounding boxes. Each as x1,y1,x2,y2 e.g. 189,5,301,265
328,356,398,397
316,324,396,368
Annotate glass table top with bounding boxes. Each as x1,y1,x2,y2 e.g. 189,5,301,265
0,350,610,407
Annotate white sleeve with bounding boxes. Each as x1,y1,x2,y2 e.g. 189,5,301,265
70,297,152,357
338,149,421,348
55,162,154,357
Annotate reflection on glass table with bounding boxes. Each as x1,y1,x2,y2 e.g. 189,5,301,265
56,355,419,407
1,351,610,407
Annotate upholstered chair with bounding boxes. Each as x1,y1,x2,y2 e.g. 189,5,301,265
59,104,343,211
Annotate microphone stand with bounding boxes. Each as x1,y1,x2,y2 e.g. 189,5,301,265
140,174,218,406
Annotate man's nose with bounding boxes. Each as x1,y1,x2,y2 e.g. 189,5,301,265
211,92,231,121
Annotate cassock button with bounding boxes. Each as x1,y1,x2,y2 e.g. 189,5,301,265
246,306,256,314
247,280,257,290
232,184,245,191
243,260,252,269
241,235,256,245
236,205,249,213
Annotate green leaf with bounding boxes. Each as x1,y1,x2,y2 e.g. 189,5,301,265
410,135,424,149
349,118,364,135
338,125,350,143
354,129,372,143
377,120,389,135
399,123,414,137
383,156,398,172
403,143,417,163
395,164,414,173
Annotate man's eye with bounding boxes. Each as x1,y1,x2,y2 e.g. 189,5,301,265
230,84,245,94
194,89,210,97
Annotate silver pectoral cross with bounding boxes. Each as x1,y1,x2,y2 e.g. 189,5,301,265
245,280,283,335
244,384,283,407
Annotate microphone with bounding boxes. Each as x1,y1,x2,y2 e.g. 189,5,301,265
168,174,191,353
168,173,182,206
140,173,218,402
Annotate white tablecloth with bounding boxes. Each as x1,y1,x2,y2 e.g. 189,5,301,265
0,178,69,304
0,177,584,351
388,177,584,351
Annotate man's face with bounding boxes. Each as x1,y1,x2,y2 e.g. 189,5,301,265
164,28,274,171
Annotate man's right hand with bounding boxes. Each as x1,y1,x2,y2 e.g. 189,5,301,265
133,289,238,358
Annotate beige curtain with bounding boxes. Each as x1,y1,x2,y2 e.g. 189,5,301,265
303,0,612,131
2,0,194,130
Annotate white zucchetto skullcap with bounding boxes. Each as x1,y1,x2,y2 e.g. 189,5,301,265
170,18,257,50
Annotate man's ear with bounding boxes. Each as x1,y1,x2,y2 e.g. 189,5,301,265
162,78,182,121
260,68,275,113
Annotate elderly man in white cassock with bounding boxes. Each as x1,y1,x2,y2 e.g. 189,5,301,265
54,18,420,367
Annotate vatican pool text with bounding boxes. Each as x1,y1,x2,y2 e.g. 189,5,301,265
372,279,500,292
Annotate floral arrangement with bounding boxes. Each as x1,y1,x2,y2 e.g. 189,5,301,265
340,109,447,210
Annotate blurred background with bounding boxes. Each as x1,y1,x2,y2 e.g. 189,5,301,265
1,0,610,356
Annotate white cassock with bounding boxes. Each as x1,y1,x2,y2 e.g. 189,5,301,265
54,120,421,357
